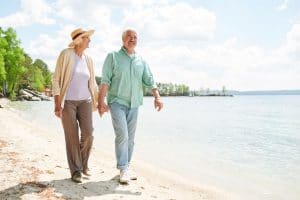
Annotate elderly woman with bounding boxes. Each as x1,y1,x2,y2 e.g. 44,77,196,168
52,28,98,183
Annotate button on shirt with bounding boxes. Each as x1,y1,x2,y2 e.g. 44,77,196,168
65,54,91,100
101,47,157,108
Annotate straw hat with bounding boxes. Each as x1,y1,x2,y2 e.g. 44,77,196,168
68,28,95,47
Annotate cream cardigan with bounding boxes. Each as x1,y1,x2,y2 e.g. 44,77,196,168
52,48,98,111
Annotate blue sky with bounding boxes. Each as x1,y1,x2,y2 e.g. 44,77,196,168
1,0,300,90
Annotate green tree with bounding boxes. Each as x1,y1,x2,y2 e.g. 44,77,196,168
169,83,175,96
19,54,32,89
206,88,210,95
2,28,25,98
0,54,6,93
29,66,45,91
0,28,7,94
33,59,52,89
0,27,54,97
222,86,226,95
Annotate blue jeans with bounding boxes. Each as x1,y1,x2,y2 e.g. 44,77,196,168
109,102,139,170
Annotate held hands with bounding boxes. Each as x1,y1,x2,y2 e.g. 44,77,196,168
154,98,163,111
98,102,109,117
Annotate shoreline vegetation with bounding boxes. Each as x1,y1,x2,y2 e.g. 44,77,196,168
0,98,233,200
0,27,52,101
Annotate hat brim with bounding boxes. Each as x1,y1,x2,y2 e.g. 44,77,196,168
68,29,95,47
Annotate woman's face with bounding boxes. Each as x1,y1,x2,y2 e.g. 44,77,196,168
80,36,91,49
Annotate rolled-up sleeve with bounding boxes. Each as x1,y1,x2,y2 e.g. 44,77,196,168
101,53,113,86
142,61,157,89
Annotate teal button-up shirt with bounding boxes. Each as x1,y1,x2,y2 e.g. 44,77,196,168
101,47,157,108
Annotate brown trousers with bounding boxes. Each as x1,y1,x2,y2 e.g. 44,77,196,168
61,99,94,176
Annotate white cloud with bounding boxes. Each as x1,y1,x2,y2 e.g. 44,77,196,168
285,23,300,59
52,0,124,49
122,2,216,42
141,27,300,91
26,26,71,69
16,0,300,90
0,0,55,27
53,0,111,25
272,23,300,66
276,0,289,11
25,1,216,71
141,38,267,90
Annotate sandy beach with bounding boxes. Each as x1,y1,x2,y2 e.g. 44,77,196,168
0,98,233,200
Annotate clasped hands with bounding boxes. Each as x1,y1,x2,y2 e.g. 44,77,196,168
97,102,109,117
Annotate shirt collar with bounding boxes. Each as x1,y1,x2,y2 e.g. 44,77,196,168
121,46,136,58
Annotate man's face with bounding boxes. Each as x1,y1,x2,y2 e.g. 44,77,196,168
123,31,137,50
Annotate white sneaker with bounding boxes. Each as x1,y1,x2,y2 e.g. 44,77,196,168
119,169,130,184
128,168,137,180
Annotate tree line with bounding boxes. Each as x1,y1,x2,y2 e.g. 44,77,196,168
96,77,191,96
0,27,52,99
144,82,190,96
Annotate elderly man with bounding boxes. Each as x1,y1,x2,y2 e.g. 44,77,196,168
98,29,163,184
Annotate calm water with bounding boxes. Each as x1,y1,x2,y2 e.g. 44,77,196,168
7,95,300,199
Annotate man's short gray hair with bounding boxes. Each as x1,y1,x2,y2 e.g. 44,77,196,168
122,29,137,41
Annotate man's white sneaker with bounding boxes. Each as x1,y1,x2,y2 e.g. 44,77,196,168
119,169,130,184
128,169,137,180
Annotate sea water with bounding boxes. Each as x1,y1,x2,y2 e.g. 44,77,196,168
7,95,300,199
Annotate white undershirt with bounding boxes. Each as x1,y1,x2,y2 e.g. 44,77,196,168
65,54,91,100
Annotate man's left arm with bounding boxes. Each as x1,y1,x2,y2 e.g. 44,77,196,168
141,61,163,111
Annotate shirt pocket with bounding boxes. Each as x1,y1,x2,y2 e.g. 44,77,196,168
112,60,123,76
133,61,144,78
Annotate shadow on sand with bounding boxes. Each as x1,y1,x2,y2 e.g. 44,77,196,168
0,175,141,199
